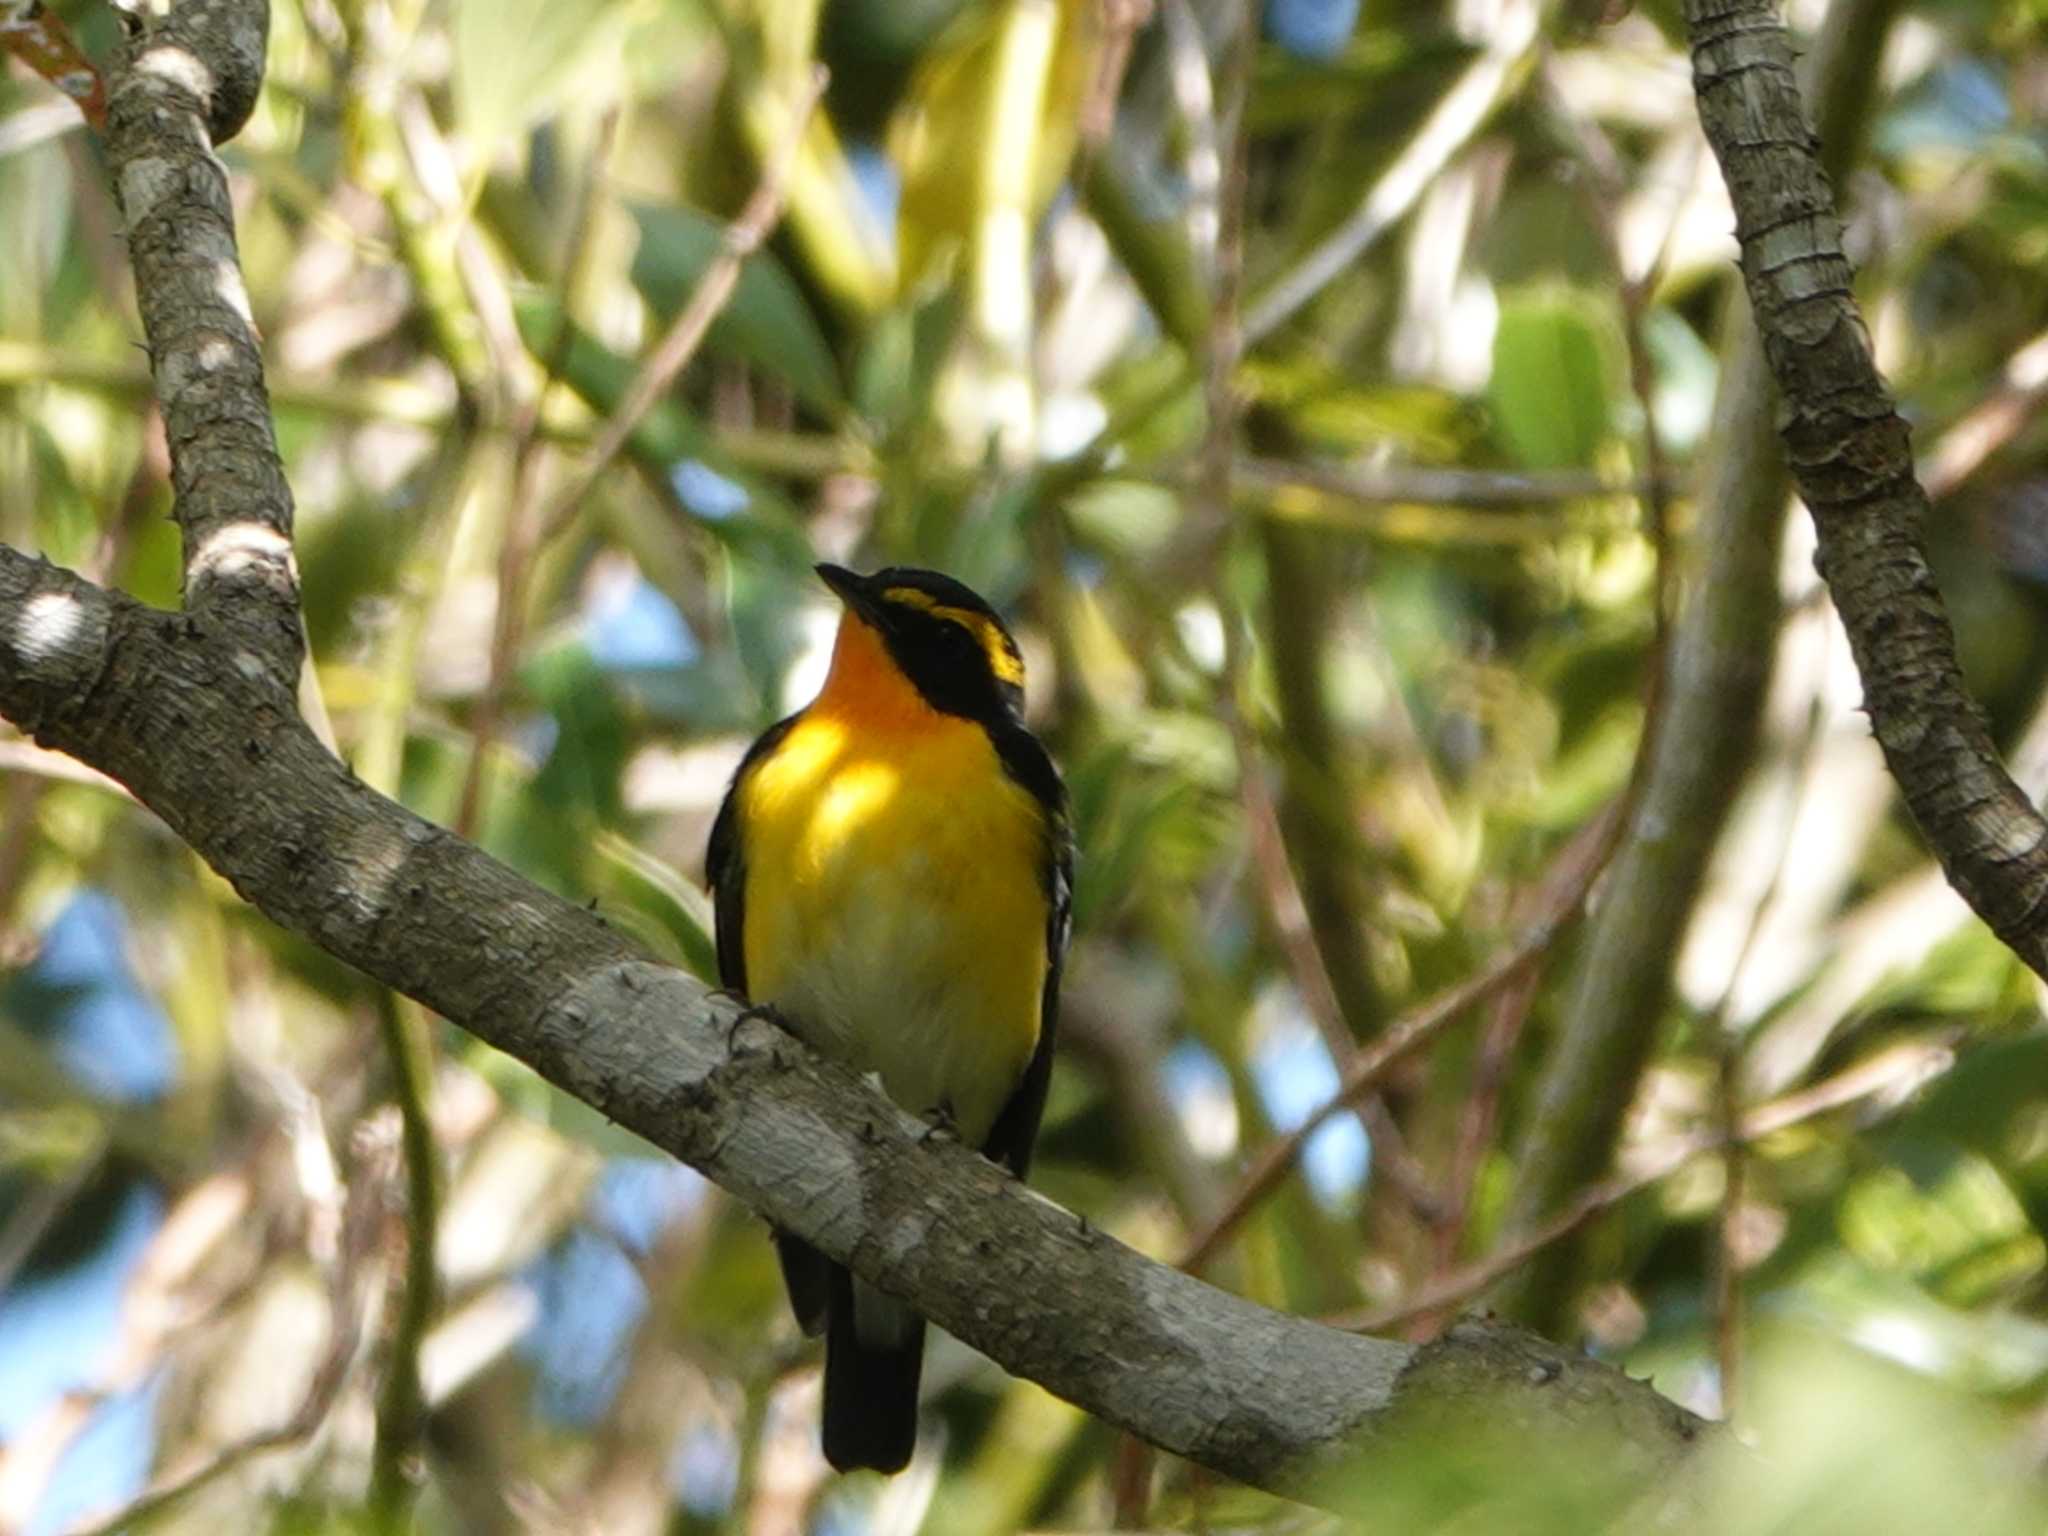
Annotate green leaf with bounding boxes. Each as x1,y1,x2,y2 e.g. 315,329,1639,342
1840,1139,2043,1305
1487,290,1617,469
1084,146,1210,352
453,0,623,145
524,640,629,824
1062,478,1183,557
853,304,918,427
589,829,719,983
629,205,846,415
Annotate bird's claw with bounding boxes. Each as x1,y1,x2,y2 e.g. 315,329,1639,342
920,1100,961,1146
726,1001,793,1055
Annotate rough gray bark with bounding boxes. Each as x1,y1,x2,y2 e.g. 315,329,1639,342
0,1,1725,1517
107,0,298,692
1681,0,2048,973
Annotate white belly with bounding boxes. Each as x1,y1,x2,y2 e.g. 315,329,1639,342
771,856,1029,1141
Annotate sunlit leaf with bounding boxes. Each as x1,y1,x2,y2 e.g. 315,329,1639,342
887,0,1098,291
1488,289,1618,469
454,0,624,145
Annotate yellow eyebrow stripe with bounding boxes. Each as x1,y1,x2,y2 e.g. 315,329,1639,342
882,586,1026,688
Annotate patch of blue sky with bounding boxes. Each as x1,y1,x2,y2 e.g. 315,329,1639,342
0,1182,165,1437
813,1493,872,1536
20,891,177,1103
1160,1040,1240,1160
670,1420,739,1516
844,141,901,235
589,1158,705,1257
670,459,750,523
1878,57,2010,157
28,1372,164,1536
1265,0,1359,60
1249,998,1371,1207
585,575,699,672
520,1226,649,1427
52,990,178,1104
27,888,127,985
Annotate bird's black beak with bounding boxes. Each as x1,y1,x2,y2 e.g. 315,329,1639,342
816,563,884,626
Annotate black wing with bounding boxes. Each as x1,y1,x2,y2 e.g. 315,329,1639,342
705,711,801,993
980,722,1073,1180
706,711,832,1333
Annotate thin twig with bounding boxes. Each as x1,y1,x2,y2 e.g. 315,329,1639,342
1235,455,1663,511
1019,0,1540,522
1469,47,1711,1329
453,105,624,838
1330,1033,1961,1335
1082,0,1151,149
1,2,108,128
369,993,443,1521
1241,0,1539,344
1919,323,2048,501
1234,721,1353,1067
1114,4,1255,1509
0,1138,106,1294
1161,0,1221,273
1421,929,1540,1320
1710,1043,1745,1417
0,341,860,479
1704,620,1836,1420
455,73,821,836
62,1121,399,1536
1178,801,1623,1274
533,67,829,552
1228,704,1447,1237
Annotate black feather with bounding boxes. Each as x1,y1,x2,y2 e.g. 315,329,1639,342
822,1267,925,1474
774,1231,833,1337
708,712,828,1338
706,711,799,996
980,719,1072,1179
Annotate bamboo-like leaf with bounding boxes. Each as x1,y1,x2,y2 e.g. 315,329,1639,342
1487,290,1618,469
588,829,719,983
453,0,624,146
629,204,846,415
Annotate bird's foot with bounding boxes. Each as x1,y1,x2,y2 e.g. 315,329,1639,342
725,1001,794,1055
920,1099,961,1147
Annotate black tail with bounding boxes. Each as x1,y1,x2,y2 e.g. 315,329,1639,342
821,1265,925,1474
774,1230,832,1336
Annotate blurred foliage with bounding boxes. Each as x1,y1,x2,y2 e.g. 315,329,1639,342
3,0,2048,1531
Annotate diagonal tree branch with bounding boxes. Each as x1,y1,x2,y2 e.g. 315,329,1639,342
1681,0,2048,975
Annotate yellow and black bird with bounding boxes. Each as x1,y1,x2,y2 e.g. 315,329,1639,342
706,564,1072,1474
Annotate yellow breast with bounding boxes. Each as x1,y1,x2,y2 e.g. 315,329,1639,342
737,700,1049,1143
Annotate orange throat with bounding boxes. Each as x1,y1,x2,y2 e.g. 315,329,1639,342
810,613,941,733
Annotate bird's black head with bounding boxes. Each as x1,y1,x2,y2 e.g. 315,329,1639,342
817,563,1027,722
